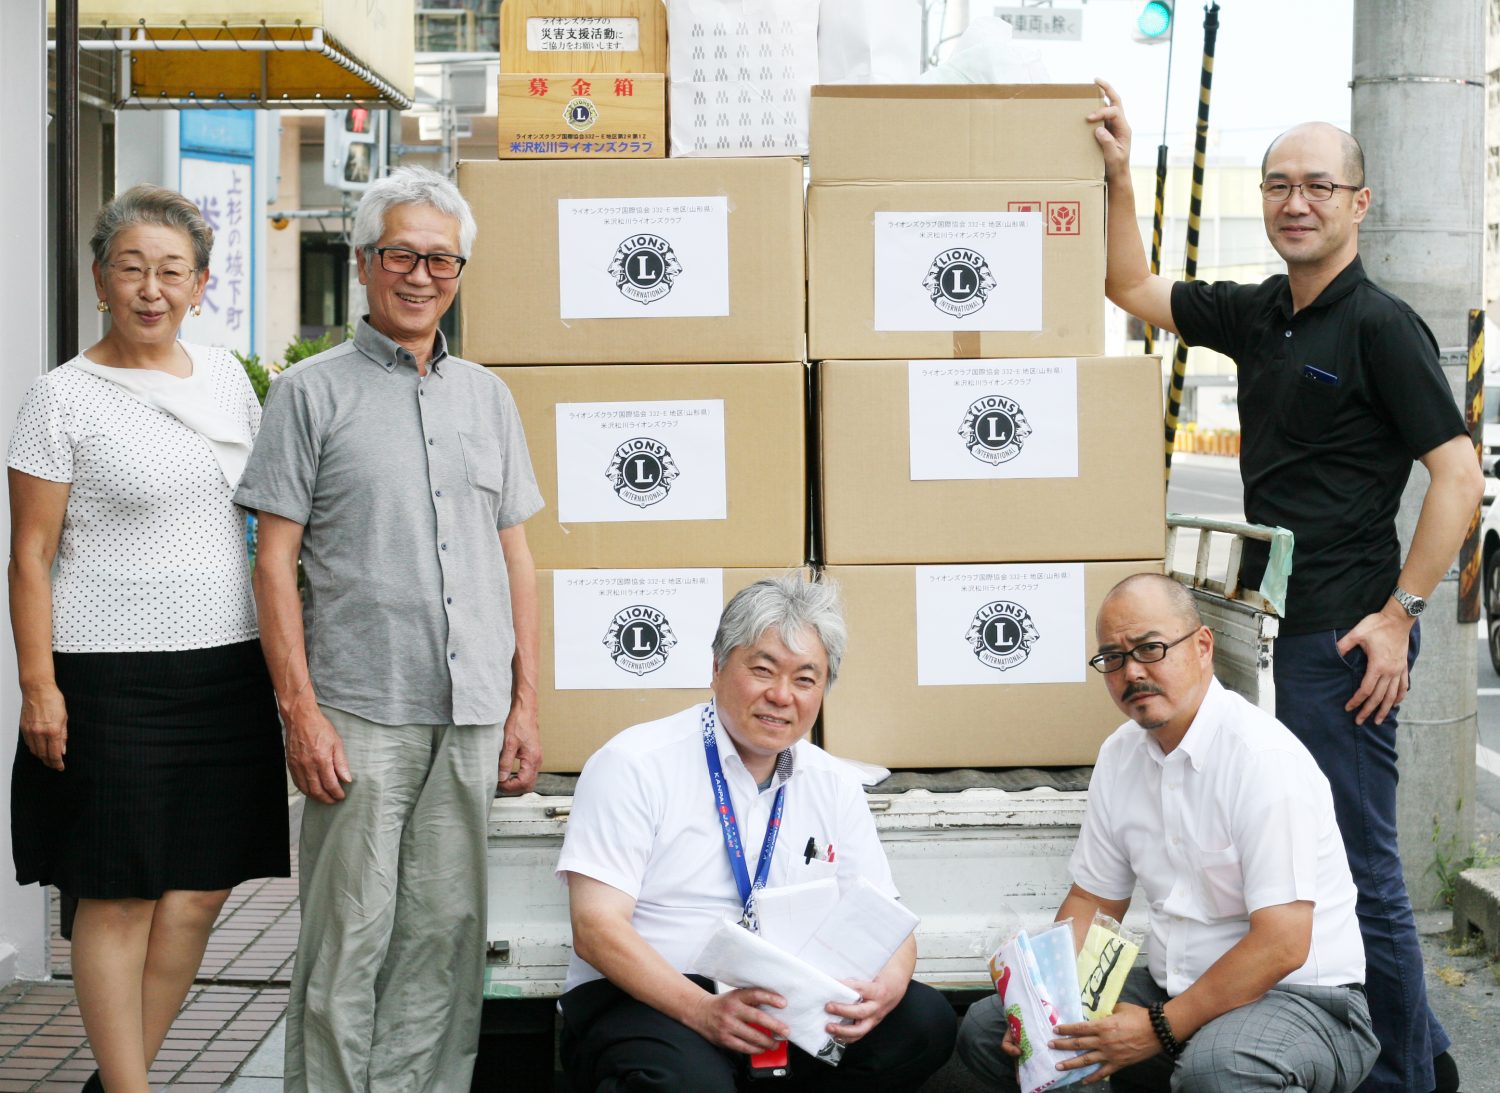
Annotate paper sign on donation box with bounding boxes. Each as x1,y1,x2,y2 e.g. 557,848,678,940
874,212,1042,332
558,197,730,319
908,360,1078,481
553,569,725,690
555,399,727,523
915,565,1086,687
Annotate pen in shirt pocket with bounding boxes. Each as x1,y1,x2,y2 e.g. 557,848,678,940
1301,364,1339,386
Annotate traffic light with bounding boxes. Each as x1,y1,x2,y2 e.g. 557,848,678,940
1132,1,1173,43
324,107,383,192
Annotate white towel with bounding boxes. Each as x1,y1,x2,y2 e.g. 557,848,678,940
692,918,860,1065
796,876,919,983
68,354,252,490
754,878,842,958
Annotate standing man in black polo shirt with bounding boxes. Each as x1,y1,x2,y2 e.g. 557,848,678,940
1087,80,1482,1093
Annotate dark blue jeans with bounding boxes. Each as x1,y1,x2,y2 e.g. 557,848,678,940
1274,624,1449,1093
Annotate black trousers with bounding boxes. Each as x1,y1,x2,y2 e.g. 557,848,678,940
560,974,956,1093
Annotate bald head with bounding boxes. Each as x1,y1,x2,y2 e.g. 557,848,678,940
1098,573,1203,635
1262,122,1364,188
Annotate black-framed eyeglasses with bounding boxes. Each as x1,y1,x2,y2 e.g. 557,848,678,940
1259,180,1362,203
107,260,198,286
371,246,467,279
1088,631,1197,674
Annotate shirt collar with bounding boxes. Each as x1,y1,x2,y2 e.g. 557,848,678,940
352,316,450,375
1274,254,1366,319
705,700,798,788
1156,677,1227,771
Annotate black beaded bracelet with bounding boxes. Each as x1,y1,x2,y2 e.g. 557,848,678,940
1148,1000,1185,1058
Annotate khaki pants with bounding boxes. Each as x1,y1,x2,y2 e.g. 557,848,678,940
284,706,504,1093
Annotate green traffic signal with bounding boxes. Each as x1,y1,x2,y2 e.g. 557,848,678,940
1137,0,1173,39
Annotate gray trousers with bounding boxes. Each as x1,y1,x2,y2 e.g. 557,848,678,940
284,706,505,1093
956,965,1379,1093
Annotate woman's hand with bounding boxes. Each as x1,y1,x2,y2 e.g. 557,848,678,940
20,681,68,771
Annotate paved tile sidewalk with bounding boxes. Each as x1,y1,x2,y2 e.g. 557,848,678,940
0,817,300,1091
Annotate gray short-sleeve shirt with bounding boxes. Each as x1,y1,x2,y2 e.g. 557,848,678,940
235,319,544,726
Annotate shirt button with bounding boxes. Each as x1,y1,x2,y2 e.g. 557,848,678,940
446,596,453,604
441,543,448,551
428,437,435,446
1172,836,1181,845
450,652,458,660
419,389,425,396
1284,330,1292,338
434,490,443,498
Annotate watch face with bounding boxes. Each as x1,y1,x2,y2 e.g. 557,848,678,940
1409,598,1427,616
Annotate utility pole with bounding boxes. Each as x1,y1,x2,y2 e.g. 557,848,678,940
1352,0,1485,908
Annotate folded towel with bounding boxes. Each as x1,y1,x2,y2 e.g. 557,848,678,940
796,876,918,983
1077,921,1140,1021
989,927,1096,1093
692,918,860,1064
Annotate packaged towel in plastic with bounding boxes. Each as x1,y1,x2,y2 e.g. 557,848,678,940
987,923,1097,1092
1076,911,1141,1021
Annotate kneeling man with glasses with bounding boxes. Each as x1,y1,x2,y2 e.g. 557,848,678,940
956,573,1379,1093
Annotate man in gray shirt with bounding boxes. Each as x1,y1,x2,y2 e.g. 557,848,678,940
235,165,544,1093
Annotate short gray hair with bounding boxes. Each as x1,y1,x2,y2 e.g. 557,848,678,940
90,185,213,270
712,574,847,686
351,165,478,258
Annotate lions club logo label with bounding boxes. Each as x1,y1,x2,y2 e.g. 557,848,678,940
563,96,599,133
965,600,1040,672
958,395,1033,466
922,248,998,318
606,436,680,509
603,605,678,676
607,235,683,305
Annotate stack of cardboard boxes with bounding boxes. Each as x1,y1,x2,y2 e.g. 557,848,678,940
463,4,813,767
463,11,1168,772
805,85,1167,769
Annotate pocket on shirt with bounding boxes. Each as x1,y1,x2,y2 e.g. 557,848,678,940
798,859,838,882
458,431,506,495
1280,371,1342,443
1191,843,1246,919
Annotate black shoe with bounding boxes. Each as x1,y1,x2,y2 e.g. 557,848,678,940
1432,1051,1460,1093
81,1071,103,1093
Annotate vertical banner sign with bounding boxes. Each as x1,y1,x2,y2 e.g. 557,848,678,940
178,111,256,357
1459,308,1484,624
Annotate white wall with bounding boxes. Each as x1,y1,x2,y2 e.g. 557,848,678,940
0,0,53,984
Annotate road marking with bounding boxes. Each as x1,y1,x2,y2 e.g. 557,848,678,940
1480,744,1500,778
1480,689,1500,697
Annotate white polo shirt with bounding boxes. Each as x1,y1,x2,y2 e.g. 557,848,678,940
558,702,897,993
1070,678,1364,996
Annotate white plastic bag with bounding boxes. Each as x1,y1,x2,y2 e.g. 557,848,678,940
818,0,922,85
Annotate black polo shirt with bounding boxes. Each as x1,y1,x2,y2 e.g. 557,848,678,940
1171,256,1466,636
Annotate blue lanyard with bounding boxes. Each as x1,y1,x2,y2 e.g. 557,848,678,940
701,702,786,922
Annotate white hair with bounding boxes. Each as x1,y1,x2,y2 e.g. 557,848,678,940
712,573,847,686
351,165,478,258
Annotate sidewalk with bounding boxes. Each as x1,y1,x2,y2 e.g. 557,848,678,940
0,819,299,1092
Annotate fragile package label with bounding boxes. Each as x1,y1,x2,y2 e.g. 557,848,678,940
874,212,1042,332
558,197,729,319
553,569,724,690
555,399,727,523
914,565,1085,687
908,359,1078,481
527,17,640,53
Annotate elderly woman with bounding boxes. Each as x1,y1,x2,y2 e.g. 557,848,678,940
7,185,289,1093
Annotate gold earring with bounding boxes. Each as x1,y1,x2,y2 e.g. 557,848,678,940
96,300,109,313
191,304,202,317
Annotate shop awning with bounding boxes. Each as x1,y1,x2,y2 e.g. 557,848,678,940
49,1,415,109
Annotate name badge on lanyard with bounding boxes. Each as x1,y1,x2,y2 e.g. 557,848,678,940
701,702,786,932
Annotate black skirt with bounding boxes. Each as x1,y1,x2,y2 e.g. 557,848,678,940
11,640,290,899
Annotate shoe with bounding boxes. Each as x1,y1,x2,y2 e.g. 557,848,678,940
81,1071,103,1092
1432,1051,1460,1093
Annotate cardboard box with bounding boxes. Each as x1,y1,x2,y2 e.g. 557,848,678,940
817,358,1165,564
459,158,807,364
499,73,665,159
500,0,667,75
539,567,796,771
807,179,1105,361
820,561,1163,769
809,84,1105,183
494,363,808,568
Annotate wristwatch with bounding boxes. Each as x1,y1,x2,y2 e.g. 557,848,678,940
1391,586,1427,618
